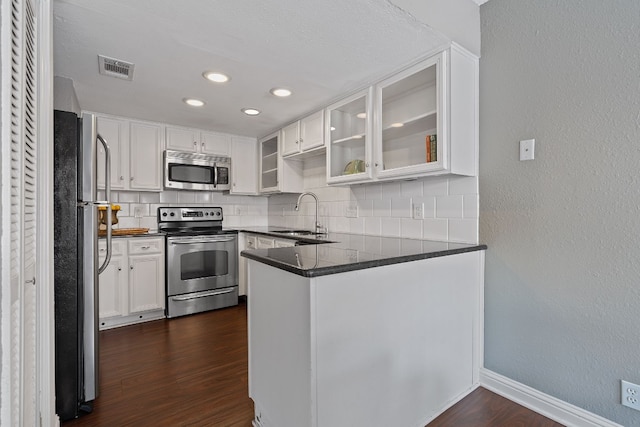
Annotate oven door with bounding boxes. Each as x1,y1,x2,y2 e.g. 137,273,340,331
166,234,237,296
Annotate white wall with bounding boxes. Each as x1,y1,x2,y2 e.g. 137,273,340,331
268,155,479,243
479,1,640,425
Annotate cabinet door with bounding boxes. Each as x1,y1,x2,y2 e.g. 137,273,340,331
129,121,163,191
259,132,279,193
300,110,324,152
231,136,258,194
256,237,275,249
326,88,373,185
128,253,165,313
281,121,300,156
274,238,295,248
97,116,128,190
200,131,231,155
98,255,127,321
375,53,443,179
166,126,199,152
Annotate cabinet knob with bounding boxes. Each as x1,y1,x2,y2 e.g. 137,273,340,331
119,176,124,181
365,162,369,168
130,265,134,270
201,142,205,149
296,140,300,144
193,141,197,146
375,162,379,167
130,177,134,181
118,267,122,271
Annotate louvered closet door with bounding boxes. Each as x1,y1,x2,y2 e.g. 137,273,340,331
6,0,38,425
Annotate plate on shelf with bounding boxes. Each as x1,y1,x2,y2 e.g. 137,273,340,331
344,159,365,174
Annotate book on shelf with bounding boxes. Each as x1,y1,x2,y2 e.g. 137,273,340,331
425,134,437,163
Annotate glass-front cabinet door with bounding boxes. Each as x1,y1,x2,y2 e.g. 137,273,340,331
374,52,445,180
259,132,279,192
326,88,373,184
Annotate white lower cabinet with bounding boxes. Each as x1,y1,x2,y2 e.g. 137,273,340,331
98,236,165,329
239,233,296,296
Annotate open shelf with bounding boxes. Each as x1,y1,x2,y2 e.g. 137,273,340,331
382,111,436,141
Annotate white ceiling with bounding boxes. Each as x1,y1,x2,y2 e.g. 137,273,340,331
53,0,453,138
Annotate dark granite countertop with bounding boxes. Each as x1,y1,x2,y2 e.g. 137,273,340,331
239,228,486,278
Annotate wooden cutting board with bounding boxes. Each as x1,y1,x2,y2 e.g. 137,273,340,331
98,228,149,237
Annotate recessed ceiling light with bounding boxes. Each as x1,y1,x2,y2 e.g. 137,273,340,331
390,122,404,128
356,112,367,119
241,108,261,116
203,71,230,83
183,98,205,107
270,88,292,97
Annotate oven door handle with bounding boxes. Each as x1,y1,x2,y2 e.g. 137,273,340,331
170,237,236,245
171,288,235,301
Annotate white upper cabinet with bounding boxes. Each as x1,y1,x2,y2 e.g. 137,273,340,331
281,110,325,158
326,43,478,185
230,136,259,195
374,44,478,180
166,125,231,156
129,121,163,191
97,115,128,190
96,114,164,192
326,88,374,185
259,131,303,194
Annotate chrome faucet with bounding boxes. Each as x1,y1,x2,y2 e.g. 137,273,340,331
295,192,324,234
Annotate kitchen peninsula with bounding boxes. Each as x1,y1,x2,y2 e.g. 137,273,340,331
242,233,486,427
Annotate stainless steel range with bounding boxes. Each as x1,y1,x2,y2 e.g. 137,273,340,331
158,206,238,318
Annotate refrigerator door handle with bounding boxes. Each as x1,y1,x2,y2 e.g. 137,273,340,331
97,134,112,274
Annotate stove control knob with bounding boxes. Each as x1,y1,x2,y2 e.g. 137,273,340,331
162,212,167,217
215,211,220,216
205,212,209,216
170,212,175,217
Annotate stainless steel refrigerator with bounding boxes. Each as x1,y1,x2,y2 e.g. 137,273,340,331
54,110,113,420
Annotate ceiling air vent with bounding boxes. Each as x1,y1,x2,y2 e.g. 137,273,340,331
98,55,135,81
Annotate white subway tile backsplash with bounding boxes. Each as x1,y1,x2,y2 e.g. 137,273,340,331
422,219,448,241
449,176,478,195
349,217,365,234
118,191,139,203
195,192,213,203
130,203,149,218
357,199,374,217
380,217,401,237
400,218,423,239
351,186,366,201
159,191,178,203
177,191,197,204
436,195,464,218
463,194,479,218
382,182,402,199
423,177,448,196
139,192,160,203
118,216,139,229
139,216,157,231
449,219,478,243
364,217,382,235
373,199,391,217
365,183,383,200
401,180,423,197
391,197,412,218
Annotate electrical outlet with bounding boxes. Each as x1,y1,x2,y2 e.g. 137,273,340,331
133,207,143,218
622,380,640,411
413,202,424,219
345,202,358,218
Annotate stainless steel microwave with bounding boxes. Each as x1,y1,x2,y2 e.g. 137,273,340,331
164,150,231,191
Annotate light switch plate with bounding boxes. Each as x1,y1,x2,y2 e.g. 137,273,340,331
520,139,535,161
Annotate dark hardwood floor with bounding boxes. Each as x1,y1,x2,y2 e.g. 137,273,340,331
63,300,563,427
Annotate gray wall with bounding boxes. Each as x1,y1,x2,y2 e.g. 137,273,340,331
479,1,640,425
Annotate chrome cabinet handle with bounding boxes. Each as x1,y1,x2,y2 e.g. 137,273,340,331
140,245,151,250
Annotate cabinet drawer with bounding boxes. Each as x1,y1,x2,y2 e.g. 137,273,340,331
128,238,163,255
99,239,125,256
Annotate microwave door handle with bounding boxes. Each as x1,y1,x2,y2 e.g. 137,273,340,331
213,164,218,188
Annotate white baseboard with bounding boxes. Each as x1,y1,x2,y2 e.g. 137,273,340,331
480,368,622,427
